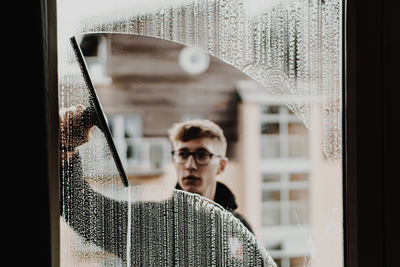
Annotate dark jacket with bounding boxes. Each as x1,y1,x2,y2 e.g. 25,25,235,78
175,182,254,234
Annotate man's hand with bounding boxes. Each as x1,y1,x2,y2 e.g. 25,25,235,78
59,104,95,151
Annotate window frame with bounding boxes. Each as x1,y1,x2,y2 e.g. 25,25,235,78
344,0,397,267
32,0,398,266
42,0,60,266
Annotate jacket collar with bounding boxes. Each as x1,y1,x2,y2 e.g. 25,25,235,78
175,181,238,211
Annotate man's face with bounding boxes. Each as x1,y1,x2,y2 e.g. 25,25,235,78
173,137,227,199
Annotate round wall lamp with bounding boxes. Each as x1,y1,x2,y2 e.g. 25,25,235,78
179,47,210,75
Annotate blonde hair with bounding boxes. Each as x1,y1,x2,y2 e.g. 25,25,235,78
168,119,227,156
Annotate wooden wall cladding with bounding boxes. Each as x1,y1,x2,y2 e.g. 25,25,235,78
87,33,252,155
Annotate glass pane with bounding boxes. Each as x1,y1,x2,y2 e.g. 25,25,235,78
262,205,281,226
288,122,307,135
288,135,309,158
263,190,281,201
291,257,305,267
261,135,281,158
262,123,280,134
289,190,309,224
59,33,275,266
289,189,308,201
290,201,309,225
262,105,280,114
58,0,343,266
289,173,308,182
264,173,281,183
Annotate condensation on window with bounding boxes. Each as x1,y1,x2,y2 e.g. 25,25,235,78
58,0,342,160
58,0,343,266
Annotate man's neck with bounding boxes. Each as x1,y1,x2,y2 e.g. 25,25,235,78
202,183,217,201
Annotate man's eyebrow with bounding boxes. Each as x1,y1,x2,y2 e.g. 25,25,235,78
195,148,210,152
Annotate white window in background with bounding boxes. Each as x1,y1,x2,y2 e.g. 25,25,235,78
108,114,142,167
261,105,309,159
260,104,311,267
108,114,171,174
261,172,311,266
262,173,309,227
260,104,310,227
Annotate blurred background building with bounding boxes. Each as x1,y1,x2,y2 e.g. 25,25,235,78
77,33,342,267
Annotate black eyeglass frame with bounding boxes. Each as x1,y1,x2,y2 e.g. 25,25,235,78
171,150,224,165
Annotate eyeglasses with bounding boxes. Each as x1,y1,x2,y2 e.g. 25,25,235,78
171,149,223,165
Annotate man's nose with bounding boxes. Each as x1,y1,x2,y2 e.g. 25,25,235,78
184,154,198,169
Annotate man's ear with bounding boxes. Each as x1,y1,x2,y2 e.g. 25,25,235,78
217,157,228,175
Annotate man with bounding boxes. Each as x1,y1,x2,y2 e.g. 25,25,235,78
60,105,252,232
168,119,253,233
59,105,269,265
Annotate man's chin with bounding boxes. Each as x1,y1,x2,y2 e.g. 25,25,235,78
180,181,202,195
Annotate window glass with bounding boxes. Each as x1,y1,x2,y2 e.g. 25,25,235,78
288,122,307,135
58,0,343,266
262,105,280,114
262,123,281,134
263,173,281,183
289,173,308,182
263,190,281,201
262,205,281,226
